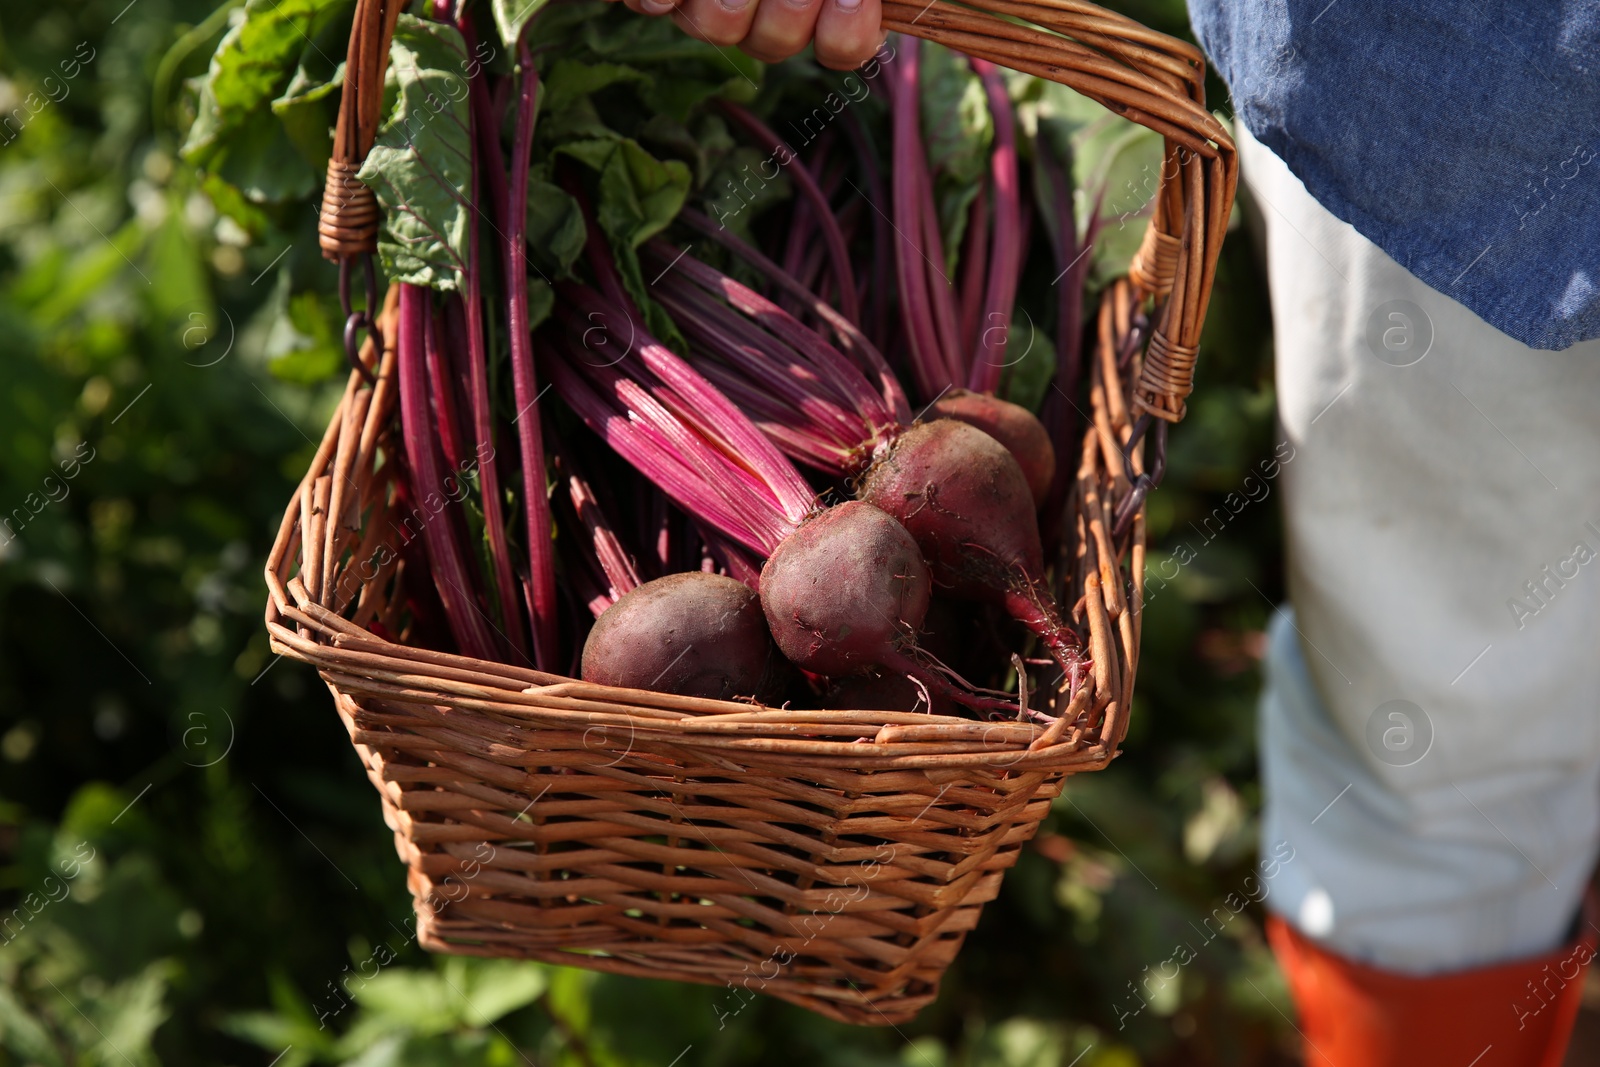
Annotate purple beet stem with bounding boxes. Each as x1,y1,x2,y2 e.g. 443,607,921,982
396,285,501,661
547,341,781,556
676,208,912,425
957,180,989,357
547,276,821,558
890,38,948,400
562,449,641,610
1042,161,1103,527
966,58,1017,395
651,245,895,432
505,38,560,670
968,59,1022,395
840,110,892,354
458,11,530,659
424,305,468,473
718,100,861,327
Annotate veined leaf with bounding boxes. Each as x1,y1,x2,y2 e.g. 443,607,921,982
576,15,761,117
1019,80,1163,286
492,0,550,52
358,16,475,291
920,43,992,185
557,138,691,250
525,175,586,279
541,60,648,117
556,137,691,347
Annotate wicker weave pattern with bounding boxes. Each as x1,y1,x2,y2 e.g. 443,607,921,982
318,160,382,259
265,291,1147,1022
319,0,406,260
269,0,1232,1025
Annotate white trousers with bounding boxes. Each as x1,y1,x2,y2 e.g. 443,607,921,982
1240,124,1600,974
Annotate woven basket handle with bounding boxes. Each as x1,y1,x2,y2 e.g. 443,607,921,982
884,0,1237,422
318,0,406,259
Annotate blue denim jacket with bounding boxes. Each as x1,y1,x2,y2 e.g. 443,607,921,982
1187,1,1600,351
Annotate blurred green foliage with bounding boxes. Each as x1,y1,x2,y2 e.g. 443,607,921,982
0,1,1290,1064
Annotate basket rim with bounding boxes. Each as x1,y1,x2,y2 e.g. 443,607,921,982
266,548,1122,774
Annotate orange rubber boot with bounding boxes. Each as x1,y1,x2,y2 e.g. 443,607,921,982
1267,897,1597,1067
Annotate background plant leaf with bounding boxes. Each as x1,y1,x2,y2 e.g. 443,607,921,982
0,0,1325,1062
181,0,351,185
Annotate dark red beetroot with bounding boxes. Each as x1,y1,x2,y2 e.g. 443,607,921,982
758,500,1017,715
760,501,929,678
582,572,786,702
927,391,1056,508
859,419,1084,677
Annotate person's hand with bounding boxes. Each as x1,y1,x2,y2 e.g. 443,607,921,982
611,0,884,71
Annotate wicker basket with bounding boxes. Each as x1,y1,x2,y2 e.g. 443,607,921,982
266,0,1236,1026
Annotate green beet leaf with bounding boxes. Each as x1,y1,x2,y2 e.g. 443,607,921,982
556,137,691,251
702,145,793,241
555,137,691,347
216,107,319,205
540,59,649,118
269,2,354,176
358,15,475,291
1020,79,1164,288
491,0,550,52
524,175,586,279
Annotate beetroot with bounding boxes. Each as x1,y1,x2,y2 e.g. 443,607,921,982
760,501,929,677
758,501,1013,715
859,419,1083,676
928,390,1056,507
581,572,785,702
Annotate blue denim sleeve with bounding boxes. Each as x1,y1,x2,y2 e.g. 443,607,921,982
1186,0,1600,351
